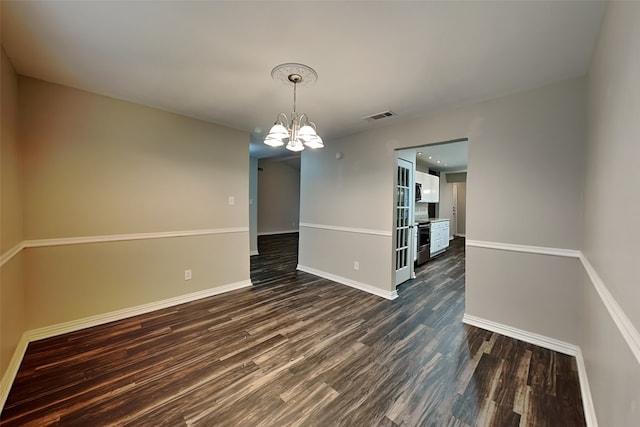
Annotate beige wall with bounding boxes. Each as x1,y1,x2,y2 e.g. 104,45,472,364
299,227,392,294
0,253,24,378
583,0,640,335
25,234,247,329
466,248,581,343
581,270,640,426
0,47,26,378
249,157,258,253
0,51,22,252
20,78,248,238
455,182,466,236
300,134,396,292
301,132,394,232
438,175,453,233
257,157,300,235
18,77,250,329
299,77,586,338
582,1,640,424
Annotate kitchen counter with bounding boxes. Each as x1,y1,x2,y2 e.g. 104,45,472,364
429,218,450,223
414,217,449,223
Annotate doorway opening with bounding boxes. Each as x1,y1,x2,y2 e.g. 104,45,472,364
394,139,468,289
249,154,302,285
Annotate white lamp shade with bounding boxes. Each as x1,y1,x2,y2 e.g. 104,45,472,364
267,123,289,139
264,135,284,147
297,125,317,141
286,139,305,152
303,134,324,149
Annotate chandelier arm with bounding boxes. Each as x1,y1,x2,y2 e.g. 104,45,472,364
297,113,309,127
276,112,288,125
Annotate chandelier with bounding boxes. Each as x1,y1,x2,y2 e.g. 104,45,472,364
264,63,324,152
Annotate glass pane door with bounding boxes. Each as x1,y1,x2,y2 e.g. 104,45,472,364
395,158,413,285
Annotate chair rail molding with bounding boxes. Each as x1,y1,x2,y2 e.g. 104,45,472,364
299,222,392,237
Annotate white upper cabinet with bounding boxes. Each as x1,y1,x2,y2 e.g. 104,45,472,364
428,174,439,203
416,171,440,203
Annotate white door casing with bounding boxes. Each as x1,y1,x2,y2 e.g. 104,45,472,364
452,183,458,237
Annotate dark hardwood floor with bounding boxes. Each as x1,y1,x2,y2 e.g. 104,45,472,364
1,234,585,426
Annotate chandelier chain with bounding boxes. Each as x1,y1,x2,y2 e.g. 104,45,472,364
293,80,297,116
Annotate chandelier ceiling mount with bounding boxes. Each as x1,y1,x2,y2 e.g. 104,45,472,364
264,63,323,152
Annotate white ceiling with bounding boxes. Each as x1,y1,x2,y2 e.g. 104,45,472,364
418,140,469,173
1,1,606,159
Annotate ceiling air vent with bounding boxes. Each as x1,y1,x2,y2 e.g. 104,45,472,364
363,110,397,121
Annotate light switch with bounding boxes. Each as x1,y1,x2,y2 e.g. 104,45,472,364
228,196,235,206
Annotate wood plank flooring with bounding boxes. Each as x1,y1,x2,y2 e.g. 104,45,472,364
1,234,585,426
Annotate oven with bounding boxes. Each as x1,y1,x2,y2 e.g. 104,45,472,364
416,221,431,265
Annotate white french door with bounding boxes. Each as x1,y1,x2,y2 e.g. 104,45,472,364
395,158,413,286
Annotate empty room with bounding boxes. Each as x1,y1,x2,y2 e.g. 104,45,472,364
1,1,638,426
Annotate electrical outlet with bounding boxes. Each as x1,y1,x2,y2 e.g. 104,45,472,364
184,269,192,281
353,261,360,271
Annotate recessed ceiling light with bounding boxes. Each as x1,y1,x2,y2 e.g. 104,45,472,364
444,164,448,166
437,160,441,164
417,152,422,155
428,156,432,159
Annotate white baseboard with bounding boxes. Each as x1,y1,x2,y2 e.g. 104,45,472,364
249,250,259,256
257,229,298,236
0,279,252,413
455,233,466,238
575,348,599,427
296,264,398,300
462,313,578,356
27,280,252,342
462,314,597,427
0,333,29,411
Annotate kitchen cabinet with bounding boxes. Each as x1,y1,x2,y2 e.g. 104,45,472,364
427,174,439,203
415,171,440,203
430,219,450,256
